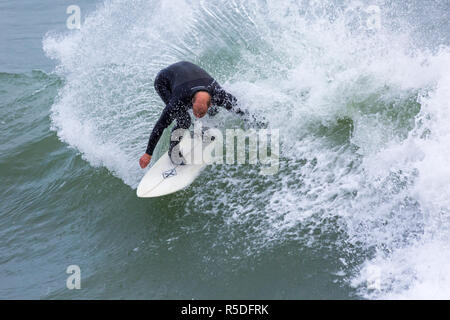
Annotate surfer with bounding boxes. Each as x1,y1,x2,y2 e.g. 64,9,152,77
139,61,247,169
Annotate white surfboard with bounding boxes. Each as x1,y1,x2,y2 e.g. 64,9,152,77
137,130,218,198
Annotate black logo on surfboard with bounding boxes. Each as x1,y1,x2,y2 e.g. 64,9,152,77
162,168,177,179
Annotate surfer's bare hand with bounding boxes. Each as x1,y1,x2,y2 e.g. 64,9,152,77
139,153,151,169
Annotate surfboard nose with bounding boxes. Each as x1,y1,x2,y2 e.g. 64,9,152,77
136,184,146,197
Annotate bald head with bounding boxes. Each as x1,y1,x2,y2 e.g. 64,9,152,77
192,91,211,118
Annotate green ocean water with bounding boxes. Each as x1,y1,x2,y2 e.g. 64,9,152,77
1,0,450,299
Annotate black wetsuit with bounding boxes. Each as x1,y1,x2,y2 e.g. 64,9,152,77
145,61,245,156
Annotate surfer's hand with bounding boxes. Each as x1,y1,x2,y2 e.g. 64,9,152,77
243,111,268,129
139,153,152,169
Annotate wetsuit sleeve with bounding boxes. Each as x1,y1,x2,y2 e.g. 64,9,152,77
212,84,245,116
145,104,175,156
211,82,268,128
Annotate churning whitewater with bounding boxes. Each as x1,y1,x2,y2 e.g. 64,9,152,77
40,0,450,299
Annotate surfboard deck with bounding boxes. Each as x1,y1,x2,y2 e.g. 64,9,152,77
137,130,217,198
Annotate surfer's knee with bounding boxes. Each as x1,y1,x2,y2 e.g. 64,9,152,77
169,141,186,165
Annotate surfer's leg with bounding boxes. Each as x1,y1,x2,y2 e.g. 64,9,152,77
169,139,185,165
154,69,172,105
168,115,191,165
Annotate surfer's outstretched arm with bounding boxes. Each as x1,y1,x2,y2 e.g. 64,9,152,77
145,105,174,156
212,84,267,128
139,105,175,169
211,83,245,116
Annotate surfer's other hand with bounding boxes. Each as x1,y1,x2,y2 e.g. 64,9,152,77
139,153,152,169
